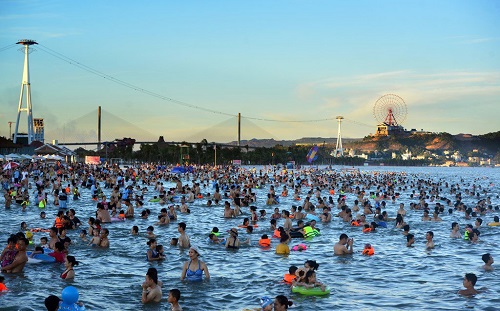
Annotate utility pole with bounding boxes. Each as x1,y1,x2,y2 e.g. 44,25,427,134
214,144,217,167
8,121,15,139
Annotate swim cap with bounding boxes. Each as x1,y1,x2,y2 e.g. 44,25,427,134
261,296,273,309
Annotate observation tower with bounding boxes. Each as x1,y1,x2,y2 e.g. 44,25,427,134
13,39,37,144
335,116,344,157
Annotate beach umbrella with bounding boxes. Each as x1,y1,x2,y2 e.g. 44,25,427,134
2,162,20,170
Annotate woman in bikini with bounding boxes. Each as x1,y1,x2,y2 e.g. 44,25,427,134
61,255,78,280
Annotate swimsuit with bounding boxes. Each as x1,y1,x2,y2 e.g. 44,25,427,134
147,249,159,261
60,269,73,279
1,250,17,268
186,260,203,282
227,237,239,249
167,211,175,220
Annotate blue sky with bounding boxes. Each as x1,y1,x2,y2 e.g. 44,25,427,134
1,0,499,144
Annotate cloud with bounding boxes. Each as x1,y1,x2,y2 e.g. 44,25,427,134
300,70,500,103
295,70,500,136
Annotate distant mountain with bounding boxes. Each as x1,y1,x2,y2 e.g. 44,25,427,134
224,131,500,156
345,131,500,155
225,137,361,148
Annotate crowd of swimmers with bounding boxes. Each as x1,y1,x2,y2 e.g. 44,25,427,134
1,161,499,310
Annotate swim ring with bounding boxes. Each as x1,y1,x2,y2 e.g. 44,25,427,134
26,251,56,263
291,243,307,251
305,214,320,222
292,285,330,296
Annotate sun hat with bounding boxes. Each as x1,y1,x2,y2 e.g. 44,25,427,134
190,245,201,256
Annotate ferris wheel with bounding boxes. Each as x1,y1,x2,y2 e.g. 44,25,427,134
373,94,407,126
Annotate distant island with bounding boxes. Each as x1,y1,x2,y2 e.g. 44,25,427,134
2,131,499,167
225,131,500,166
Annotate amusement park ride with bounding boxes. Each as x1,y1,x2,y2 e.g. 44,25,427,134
373,94,408,136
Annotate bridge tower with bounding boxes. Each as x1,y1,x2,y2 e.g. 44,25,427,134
13,39,37,144
335,116,344,157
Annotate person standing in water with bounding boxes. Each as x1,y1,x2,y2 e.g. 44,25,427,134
334,233,353,255
141,268,162,303
180,246,210,282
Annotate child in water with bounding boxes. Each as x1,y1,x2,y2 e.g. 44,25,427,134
79,230,88,242
88,229,101,247
29,246,45,258
156,244,166,259
283,266,298,284
260,296,273,311
168,288,183,311
208,233,225,244
40,237,49,249
131,226,139,235
302,270,327,291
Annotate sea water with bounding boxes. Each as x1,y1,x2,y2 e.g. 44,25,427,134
0,166,499,311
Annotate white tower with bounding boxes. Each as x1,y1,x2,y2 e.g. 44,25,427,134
13,39,37,144
335,116,344,157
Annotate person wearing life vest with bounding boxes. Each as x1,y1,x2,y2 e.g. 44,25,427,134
302,220,320,238
259,234,271,247
72,187,80,200
210,227,220,237
362,244,375,256
38,195,47,209
283,265,298,284
464,225,473,240
362,224,372,233
54,211,65,229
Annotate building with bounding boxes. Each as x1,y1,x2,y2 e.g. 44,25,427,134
34,118,44,143
375,123,406,137
34,142,76,162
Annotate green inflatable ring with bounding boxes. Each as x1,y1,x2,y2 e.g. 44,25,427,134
292,285,330,296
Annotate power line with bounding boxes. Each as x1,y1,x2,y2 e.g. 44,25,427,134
37,44,236,118
36,44,367,124
0,44,17,53
344,118,375,128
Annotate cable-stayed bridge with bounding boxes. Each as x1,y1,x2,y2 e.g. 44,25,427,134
44,108,282,149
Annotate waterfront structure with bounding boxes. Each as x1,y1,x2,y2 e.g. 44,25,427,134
34,118,44,143
335,116,344,157
13,39,37,144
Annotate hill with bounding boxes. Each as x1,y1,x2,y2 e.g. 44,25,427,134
226,131,500,156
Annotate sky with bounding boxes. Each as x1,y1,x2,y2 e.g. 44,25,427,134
0,0,499,144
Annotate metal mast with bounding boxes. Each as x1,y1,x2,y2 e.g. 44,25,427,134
13,39,38,144
335,116,344,157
